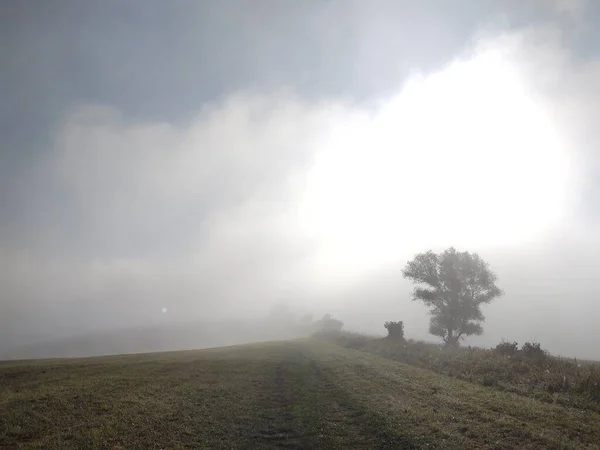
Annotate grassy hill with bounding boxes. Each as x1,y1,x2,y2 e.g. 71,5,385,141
2,340,600,449
325,332,600,412
1,321,310,360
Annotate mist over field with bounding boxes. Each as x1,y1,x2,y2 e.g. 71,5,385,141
3,0,600,360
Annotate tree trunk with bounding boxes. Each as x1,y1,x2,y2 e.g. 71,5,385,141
444,333,460,348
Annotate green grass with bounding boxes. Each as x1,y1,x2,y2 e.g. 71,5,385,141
2,340,600,449
328,333,600,411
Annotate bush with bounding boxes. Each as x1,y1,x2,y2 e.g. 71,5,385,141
574,365,600,401
494,340,519,357
384,321,405,341
521,342,546,360
482,375,498,387
314,314,343,335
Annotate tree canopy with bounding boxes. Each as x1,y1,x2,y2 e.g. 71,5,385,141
402,247,502,346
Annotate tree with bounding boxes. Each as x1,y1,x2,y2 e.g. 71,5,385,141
402,247,502,347
384,321,405,341
314,313,343,334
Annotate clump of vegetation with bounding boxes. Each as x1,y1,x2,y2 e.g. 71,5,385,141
494,340,519,357
384,321,405,341
521,341,546,360
482,374,498,387
313,313,344,337
494,341,547,360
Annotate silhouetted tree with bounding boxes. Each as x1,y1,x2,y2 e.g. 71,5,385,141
315,313,343,334
384,321,405,340
402,247,502,347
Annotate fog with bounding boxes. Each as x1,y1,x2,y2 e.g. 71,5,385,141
2,1,600,360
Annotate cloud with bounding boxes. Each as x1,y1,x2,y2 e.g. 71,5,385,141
0,91,362,348
3,17,600,358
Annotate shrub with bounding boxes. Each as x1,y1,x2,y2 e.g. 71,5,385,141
384,321,405,341
494,340,519,357
313,313,343,335
482,375,498,387
546,374,570,393
574,365,600,401
521,342,546,360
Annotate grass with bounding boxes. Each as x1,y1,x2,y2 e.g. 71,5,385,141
1,339,600,449
328,332,600,411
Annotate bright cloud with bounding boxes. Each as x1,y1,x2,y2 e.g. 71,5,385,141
2,25,599,357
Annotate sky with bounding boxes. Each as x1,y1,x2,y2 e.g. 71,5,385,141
2,0,600,359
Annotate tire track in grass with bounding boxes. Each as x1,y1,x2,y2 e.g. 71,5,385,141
248,345,423,449
253,362,303,448
246,347,361,448
307,360,425,450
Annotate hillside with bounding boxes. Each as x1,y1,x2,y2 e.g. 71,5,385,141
2,340,600,449
1,320,310,360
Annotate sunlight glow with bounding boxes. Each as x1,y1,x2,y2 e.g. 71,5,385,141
299,45,575,272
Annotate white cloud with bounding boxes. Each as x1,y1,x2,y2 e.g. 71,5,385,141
4,24,600,358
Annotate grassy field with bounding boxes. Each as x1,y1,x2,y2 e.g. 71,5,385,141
2,340,600,449
326,333,600,412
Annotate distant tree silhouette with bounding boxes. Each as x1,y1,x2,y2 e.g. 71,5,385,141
384,321,405,341
402,247,502,347
315,313,343,334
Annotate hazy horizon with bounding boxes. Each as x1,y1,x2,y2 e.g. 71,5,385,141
3,0,600,360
